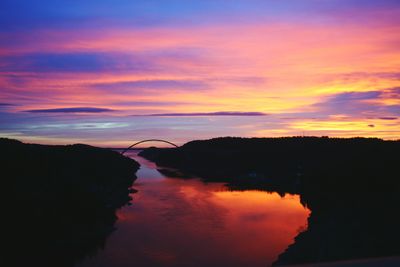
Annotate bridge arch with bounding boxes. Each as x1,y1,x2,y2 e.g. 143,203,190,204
121,139,179,155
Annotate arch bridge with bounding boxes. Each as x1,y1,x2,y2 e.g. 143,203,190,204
121,139,179,155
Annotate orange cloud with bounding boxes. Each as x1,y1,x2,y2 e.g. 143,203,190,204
1,15,400,141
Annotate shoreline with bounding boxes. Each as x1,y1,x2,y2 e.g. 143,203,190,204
2,138,140,267
139,136,400,265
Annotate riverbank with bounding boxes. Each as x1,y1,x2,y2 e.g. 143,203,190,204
1,138,140,267
77,151,309,267
139,136,400,265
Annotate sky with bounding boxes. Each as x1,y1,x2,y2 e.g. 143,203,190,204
0,0,399,146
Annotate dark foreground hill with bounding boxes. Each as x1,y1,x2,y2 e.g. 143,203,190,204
1,138,139,267
139,136,400,265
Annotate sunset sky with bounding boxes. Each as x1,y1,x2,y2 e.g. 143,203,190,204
1,0,399,146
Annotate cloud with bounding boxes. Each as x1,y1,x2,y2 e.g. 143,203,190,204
312,88,400,117
93,79,210,92
112,100,193,107
336,72,400,81
0,52,159,73
0,103,16,110
378,117,398,120
320,91,381,103
382,87,400,98
210,76,267,86
1,1,400,143
24,107,114,113
148,111,267,116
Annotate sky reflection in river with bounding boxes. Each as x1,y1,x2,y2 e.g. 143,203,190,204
77,151,310,267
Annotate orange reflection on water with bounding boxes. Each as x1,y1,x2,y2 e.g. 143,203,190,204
192,188,310,265
78,153,310,267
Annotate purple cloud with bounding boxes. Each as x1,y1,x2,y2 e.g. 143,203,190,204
0,52,159,73
323,91,381,103
148,111,267,116
93,79,210,93
24,107,114,113
112,101,193,107
383,87,400,98
379,117,398,120
335,72,400,81
312,88,400,117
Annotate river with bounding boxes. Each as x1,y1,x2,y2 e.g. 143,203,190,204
77,151,310,267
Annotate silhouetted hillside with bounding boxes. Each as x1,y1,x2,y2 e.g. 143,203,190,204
139,136,400,265
1,138,140,267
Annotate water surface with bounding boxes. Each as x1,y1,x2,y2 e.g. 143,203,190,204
77,151,310,267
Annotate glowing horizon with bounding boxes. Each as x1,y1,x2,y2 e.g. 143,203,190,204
1,0,399,145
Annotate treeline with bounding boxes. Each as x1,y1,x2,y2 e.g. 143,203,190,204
1,138,140,267
139,136,400,265
139,136,399,191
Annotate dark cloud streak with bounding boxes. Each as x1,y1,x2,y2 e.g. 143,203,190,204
379,117,398,120
148,111,267,117
0,103,15,106
93,79,210,92
312,88,400,117
24,107,114,113
0,52,160,73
